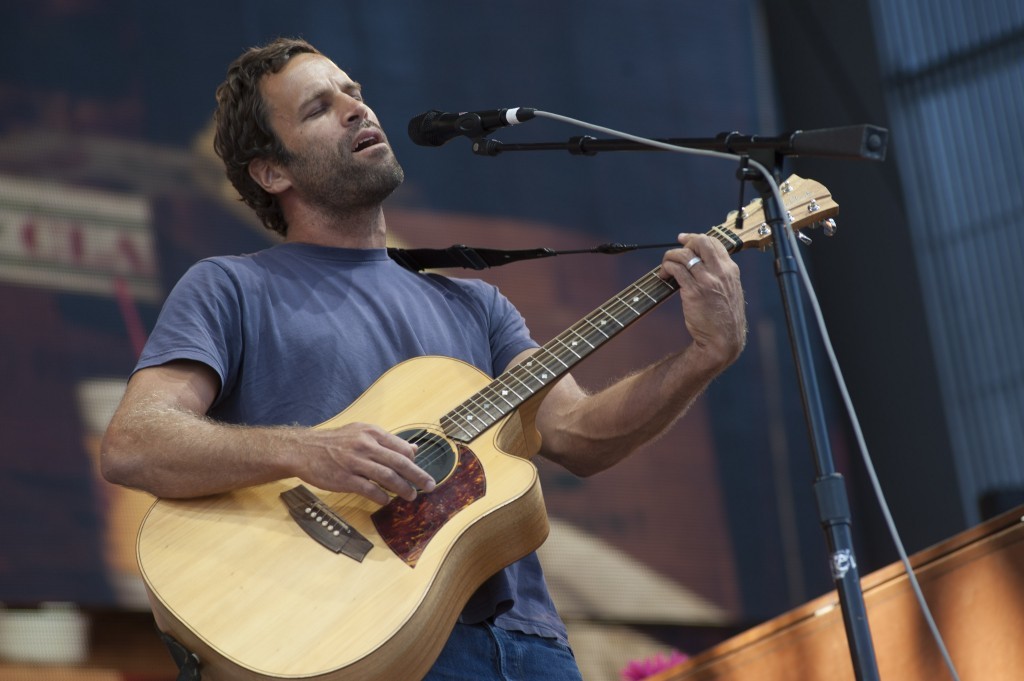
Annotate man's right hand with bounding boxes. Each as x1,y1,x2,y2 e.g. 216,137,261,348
296,422,436,505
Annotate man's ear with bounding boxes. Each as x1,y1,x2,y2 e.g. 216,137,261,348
248,157,292,195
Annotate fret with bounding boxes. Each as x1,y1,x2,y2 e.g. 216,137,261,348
565,327,597,350
551,338,584,360
598,309,625,328
476,397,500,417
456,410,484,435
541,349,571,369
618,296,641,315
483,386,515,410
620,292,655,317
516,359,555,386
442,408,485,440
546,328,593,367
504,367,538,397
441,396,498,438
548,333,581,360
529,354,562,373
462,394,498,422
488,380,521,407
709,223,743,253
627,281,659,304
493,377,524,402
442,419,479,441
636,286,659,303
581,315,612,339
607,298,633,322
447,395,495,432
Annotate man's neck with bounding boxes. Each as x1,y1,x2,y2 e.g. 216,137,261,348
283,203,388,249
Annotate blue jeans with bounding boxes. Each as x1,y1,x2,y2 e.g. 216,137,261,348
423,621,583,681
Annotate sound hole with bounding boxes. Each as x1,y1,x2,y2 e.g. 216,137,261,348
397,428,457,487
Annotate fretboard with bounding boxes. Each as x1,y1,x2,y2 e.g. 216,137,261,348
439,223,740,443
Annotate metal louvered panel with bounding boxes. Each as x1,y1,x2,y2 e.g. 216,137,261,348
867,0,1024,524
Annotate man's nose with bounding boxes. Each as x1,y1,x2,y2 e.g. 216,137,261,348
339,94,369,127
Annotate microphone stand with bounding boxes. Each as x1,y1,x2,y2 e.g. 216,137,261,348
472,124,888,681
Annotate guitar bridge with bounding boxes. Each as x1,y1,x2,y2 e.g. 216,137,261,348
280,485,373,561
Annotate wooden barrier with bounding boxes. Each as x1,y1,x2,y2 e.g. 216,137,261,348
650,506,1024,681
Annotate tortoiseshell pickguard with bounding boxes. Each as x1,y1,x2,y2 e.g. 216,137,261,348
371,445,486,566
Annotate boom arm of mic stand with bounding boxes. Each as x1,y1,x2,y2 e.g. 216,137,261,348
472,124,888,161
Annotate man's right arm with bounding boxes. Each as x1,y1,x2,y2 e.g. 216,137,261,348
100,360,434,503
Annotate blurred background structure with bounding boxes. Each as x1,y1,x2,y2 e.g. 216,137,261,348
0,1,1021,679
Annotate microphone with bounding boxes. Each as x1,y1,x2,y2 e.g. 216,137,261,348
408,107,536,147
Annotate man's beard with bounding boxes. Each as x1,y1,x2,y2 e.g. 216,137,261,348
286,138,405,218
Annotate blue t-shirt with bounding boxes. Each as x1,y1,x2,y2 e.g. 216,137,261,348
135,242,568,642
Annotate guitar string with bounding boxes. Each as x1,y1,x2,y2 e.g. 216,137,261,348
439,220,743,437
393,223,741,478
451,261,694,426
414,255,725,471
448,267,669,429
430,254,711,452
399,191,821,479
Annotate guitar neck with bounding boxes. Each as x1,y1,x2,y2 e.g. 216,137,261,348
439,173,839,443
440,228,740,443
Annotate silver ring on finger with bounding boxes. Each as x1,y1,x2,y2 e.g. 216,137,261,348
685,256,703,270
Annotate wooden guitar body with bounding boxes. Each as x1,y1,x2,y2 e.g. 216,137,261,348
138,356,549,681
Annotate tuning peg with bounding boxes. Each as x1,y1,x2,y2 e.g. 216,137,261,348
820,218,838,237
797,232,813,246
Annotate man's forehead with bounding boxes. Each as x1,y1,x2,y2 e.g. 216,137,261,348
264,53,359,107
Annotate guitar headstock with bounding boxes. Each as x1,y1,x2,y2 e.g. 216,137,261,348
715,175,839,253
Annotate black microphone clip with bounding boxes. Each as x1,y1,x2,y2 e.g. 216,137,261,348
408,107,536,147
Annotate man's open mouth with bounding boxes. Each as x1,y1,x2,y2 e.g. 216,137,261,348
352,130,383,152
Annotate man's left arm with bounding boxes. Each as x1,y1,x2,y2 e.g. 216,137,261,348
525,233,747,477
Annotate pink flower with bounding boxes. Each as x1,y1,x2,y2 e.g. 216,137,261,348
620,650,689,680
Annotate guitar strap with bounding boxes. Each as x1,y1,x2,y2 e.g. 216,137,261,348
387,241,679,272
159,630,202,681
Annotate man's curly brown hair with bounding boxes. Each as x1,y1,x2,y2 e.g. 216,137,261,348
213,38,320,237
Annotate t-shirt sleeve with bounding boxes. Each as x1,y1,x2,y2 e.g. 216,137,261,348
133,259,243,405
481,282,539,374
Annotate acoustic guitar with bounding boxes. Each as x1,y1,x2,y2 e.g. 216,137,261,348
137,175,838,681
